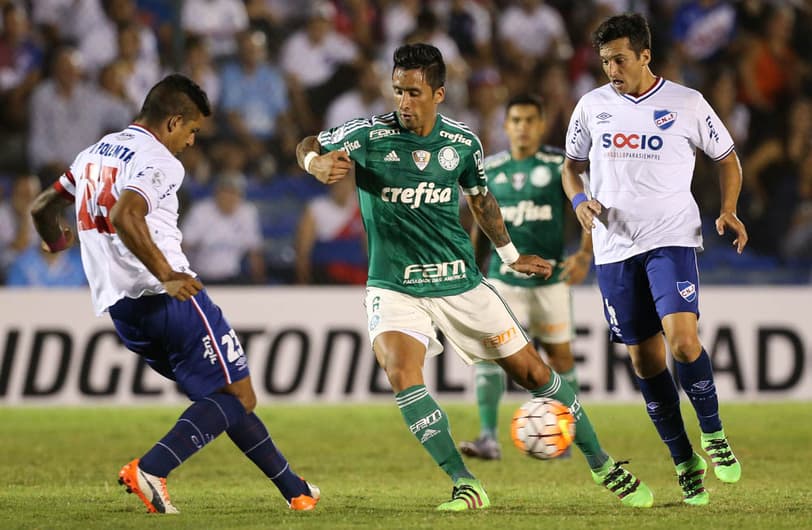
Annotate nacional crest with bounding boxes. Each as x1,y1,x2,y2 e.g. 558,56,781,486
412,150,431,171
676,281,696,302
654,109,677,130
438,146,459,170
511,172,527,190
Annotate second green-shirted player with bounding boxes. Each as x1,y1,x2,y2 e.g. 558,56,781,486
460,95,593,461
296,43,652,510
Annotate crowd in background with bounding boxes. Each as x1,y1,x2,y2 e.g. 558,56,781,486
0,0,810,287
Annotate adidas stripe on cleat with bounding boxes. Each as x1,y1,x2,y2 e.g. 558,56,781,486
591,458,654,508
289,480,320,511
676,453,709,506
118,458,179,514
701,430,741,483
436,478,490,511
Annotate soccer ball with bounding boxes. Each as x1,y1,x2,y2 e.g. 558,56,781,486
510,397,576,460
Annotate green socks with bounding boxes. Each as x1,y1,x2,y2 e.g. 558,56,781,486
474,362,505,438
531,370,608,469
396,385,472,481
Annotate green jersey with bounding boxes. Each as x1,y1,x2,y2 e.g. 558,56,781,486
317,112,486,297
484,145,567,287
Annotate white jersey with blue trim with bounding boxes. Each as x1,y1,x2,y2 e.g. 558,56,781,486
565,78,735,265
55,124,194,315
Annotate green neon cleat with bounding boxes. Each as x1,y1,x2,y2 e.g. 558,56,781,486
591,458,654,508
701,430,741,483
676,453,709,506
436,478,491,511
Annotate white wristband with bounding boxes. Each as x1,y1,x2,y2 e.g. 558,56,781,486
303,151,318,174
495,242,520,265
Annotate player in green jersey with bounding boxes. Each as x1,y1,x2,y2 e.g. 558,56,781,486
459,94,593,461
296,43,653,510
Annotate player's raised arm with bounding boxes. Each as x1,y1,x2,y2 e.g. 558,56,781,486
30,186,75,252
467,191,552,279
296,136,353,184
110,189,202,300
715,150,748,254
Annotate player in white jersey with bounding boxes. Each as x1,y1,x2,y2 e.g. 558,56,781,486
562,13,745,506
30,74,319,514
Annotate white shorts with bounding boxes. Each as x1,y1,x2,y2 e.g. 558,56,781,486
487,279,574,344
365,282,529,365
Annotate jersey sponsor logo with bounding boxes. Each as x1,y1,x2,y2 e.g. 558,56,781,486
403,259,466,285
383,150,400,162
530,166,552,187
438,146,459,170
342,139,361,153
412,150,430,170
482,326,517,348
569,118,583,146
601,132,663,150
409,409,442,434
501,200,553,226
705,115,720,143
381,182,452,208
369,128,400,140
115,132,135,141
202,335,217,365
677,281,697,302
439,130,473,146
654,109,677,130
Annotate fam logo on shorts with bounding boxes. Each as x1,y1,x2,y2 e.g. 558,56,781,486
482,326,517,348
677,281,696,302
438,146,459,170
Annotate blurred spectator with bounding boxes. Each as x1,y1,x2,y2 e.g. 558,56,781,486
324,57,387,128
6,245,87,287
181,0,249,59
98,59,137,113
30,0,106,51
458,67,508,155
706,67,749,149
0,3,43,130
781,150,812,261
79,0,159,77
0,173,40,279
295,173,366,285
115,22,161,110
27,46,131,179
440,0,493,62
280,1,359,119
671,0,737,68
332,0,381,51
218,29,292,176
182,173,265,284
497,0,572,74
534,62,575,150
381,0,421,55
182,35,221,108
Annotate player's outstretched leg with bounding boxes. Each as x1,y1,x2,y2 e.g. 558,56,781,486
226,412,320,510
675,452,709,506
676,349,741,483
534,371,654,508
118,393,246,513
395,385,489,511
459,362,503,460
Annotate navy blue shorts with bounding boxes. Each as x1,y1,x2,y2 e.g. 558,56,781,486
595,246,700,345
109,290,249,400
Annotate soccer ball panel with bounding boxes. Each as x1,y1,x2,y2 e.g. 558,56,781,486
510,397,575,460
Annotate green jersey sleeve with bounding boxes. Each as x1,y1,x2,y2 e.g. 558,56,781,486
316,117,372,166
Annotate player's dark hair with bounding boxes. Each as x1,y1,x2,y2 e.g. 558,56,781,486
393,43,446,91
136,74,211,124
506,94,545,119
592,13,651,57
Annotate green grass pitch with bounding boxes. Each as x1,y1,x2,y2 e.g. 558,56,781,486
1,402,810,529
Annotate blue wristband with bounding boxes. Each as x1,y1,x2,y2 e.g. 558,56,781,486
571,192,588,211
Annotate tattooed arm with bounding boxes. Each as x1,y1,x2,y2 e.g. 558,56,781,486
467,191,552,278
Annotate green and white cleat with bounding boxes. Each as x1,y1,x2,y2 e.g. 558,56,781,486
701,430,741,483
676,453,709,506
436,478,490,511
591,458,654,508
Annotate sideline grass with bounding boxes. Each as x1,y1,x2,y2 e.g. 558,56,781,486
1,402,810,530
